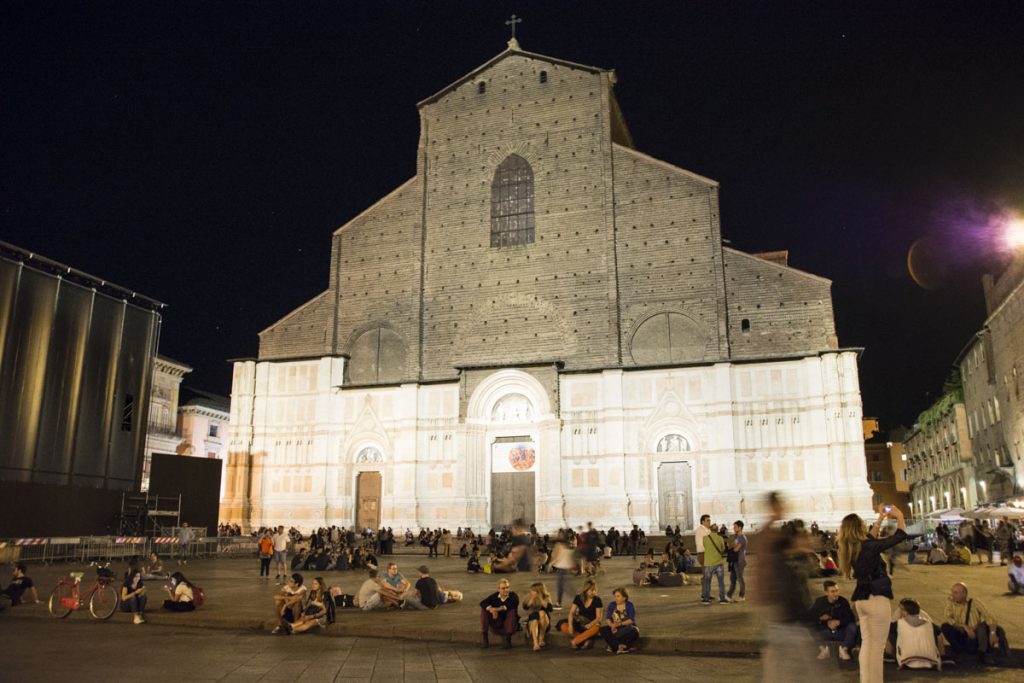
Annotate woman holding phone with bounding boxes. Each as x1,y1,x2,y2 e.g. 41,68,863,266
838,504,907,683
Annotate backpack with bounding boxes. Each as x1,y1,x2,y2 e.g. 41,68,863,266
192,586,206,608
323,593,336,624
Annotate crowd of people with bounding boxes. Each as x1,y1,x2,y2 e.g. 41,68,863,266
5,498,1022,672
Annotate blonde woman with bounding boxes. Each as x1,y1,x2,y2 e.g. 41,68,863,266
838,504,907,682
525,582,553,651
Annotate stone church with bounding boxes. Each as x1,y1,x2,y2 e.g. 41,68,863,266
220,40,873,533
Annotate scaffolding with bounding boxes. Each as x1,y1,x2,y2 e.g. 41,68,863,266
117,491,181,536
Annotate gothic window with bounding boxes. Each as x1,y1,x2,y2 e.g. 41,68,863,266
656,434,691,452
478,81,486,94
347,326,407,385
539,70,548,83
490,154,535,247
355,446,383,464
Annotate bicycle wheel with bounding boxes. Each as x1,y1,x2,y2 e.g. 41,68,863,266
88,583,119,620
48,584,74,618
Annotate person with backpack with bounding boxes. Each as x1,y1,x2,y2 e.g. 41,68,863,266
701,520,730,605
727,520,747,602
161,571,196,612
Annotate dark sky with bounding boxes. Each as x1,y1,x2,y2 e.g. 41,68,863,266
3,1,1024,429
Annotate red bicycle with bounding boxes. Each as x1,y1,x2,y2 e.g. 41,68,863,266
48,563,120,620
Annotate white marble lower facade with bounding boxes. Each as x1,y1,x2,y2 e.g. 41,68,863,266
220,351,873,533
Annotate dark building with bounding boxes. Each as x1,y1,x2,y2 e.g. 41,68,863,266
0,241,163,536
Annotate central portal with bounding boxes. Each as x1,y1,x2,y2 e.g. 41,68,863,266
490,439,536,529
657,461,693,531
356,471,381,531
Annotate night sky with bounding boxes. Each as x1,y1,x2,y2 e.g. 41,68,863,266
3,2,1023,430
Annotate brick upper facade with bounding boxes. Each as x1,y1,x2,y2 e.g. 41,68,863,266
257,47,840,381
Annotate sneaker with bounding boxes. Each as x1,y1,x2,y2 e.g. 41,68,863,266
941,658,956,667
882,653,896,663
817,645,830,660
552,604,563,611
132,614,143,625
271,626,282,634
701,599,712,605
734,596,746,602
838,646,851,661
606,646,614,654
719,598,731,604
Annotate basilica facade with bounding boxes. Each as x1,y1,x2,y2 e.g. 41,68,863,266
220,42,873,533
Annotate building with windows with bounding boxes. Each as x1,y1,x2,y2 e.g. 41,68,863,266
177,389,231,500
863,419,910,516
905,385,977,516
220,41,873,532
979,250,1024,497
958,333,1014,503
142,355,191,491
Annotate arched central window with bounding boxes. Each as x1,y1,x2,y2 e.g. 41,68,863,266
490,154,535,247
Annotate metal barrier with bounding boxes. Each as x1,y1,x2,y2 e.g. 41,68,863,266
0,534,262,564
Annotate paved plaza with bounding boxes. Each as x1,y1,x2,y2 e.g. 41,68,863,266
2,551,1023,680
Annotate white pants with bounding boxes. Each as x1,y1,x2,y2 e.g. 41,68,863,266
855,595,892,683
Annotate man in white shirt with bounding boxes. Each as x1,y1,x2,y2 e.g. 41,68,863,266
272,526,289,584
694,514,711,564
357,569,384,611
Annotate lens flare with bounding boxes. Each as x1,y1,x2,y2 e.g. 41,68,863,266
1005,218,1024,250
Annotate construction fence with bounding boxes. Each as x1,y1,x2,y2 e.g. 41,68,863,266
0,532,258,565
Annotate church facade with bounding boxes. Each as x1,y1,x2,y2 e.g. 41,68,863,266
220,43,873,532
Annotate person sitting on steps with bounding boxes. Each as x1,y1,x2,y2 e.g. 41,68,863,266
161,571,196,612
479,578,519,649
524,582,553,652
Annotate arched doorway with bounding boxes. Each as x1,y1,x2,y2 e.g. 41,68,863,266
354,446,383,531
655,433,694,531
489,394,537,529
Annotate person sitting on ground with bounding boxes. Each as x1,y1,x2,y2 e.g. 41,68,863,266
818,553,839,577
927,544,947,565
271,573,307,631
599,587,639,654
403,565,441,610
0,563,38,608
941,582,1007,664
379,562,410,608
525,582,553,651
290,549,308,571
282,576,330,634
809,580,858,661
120,559,148,625
1008,554,1024,595
356,569,385,611
883,598,944,670
563,579,603,650
490,520,533,574
479,578,519,649
314,548,332,572
677,548,699,574
467,550,483,573
459,543,469,558
161,571,196,612
334,548,351,571
363,549,378,571
947,540,971,565
302,548,320,571
143,552,168,581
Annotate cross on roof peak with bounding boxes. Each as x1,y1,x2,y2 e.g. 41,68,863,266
505,14,522,50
